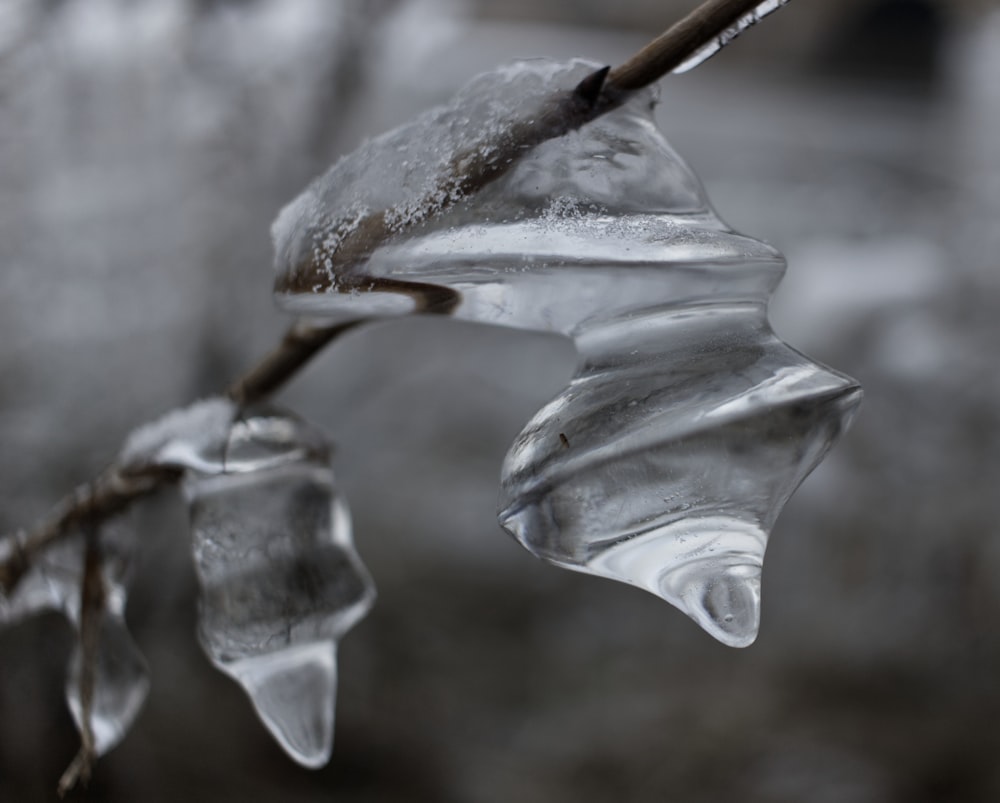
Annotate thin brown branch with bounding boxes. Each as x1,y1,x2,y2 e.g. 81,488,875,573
607,0,770,90
1,465,179,596
1,0,790,596
226,320,362,407
279,0,786,295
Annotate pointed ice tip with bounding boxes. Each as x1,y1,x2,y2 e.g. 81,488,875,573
681,564,761,648
227,642,338,768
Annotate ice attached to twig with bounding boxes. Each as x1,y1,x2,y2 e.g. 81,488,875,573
0,522,150,757
64,525,150,756
119,397,237,475
145,406,374,767
271,57,860,647
1,533,80,626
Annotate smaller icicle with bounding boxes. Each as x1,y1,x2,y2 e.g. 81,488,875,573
65,615,150,756
0,519,150,774
182,409,374,767
64,529,150,758
671,0,792,74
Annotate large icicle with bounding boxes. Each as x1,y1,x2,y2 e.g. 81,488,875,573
271,58,860,647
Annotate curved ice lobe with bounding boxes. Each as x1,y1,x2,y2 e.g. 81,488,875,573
498,308,861,648
270,58,862,646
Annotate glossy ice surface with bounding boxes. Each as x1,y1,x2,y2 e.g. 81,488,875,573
0,524,150,756
122,404,375,766
271,59,861,646
179,412,373,767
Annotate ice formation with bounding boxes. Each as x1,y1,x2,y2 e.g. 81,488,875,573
0,523,150,756
2,400,373,768
270,58,861,647
138,404,375,766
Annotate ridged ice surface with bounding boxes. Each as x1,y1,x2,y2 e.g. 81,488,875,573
498,307,860,647
180,411,374,767
271,58,861,646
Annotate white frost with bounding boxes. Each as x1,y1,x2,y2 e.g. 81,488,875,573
119,397,236,474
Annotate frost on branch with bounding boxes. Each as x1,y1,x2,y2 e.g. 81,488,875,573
271,58,862,647
132,402,375,767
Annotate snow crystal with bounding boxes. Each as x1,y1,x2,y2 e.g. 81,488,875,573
272,57,726,325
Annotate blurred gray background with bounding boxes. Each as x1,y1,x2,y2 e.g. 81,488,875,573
2,0,999,800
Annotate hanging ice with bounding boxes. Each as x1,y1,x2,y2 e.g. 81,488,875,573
119,396,237,475
0,523,150,755
64,528,151,756
143,406,375,767
270,58,861,647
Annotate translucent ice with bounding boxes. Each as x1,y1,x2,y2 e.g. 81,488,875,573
498,311,860,647
270,59,861,646
182,410,374,766
1,533,81,626
0,524,150,755
65,575,150,755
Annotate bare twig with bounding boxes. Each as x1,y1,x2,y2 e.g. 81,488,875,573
607,0,772,90
1,465,179,596
226,320,363,407
1,0,791,596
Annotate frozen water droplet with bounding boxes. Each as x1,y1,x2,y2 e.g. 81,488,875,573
227,643,337,768
66,612,150,755
185,410,374,765
581,517,764,647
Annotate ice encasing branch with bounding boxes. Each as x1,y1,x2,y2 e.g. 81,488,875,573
0,0,790,593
